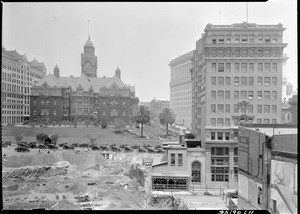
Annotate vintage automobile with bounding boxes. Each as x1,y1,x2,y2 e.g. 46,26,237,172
15,146,30,152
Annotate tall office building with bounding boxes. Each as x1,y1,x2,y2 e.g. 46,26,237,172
190,22,286,188
169,50,193,128
1,47,46,125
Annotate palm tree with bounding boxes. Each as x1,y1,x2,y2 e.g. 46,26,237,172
159,108,176,136
134,106,151,137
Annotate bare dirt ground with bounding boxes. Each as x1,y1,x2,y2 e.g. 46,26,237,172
2,145,163,210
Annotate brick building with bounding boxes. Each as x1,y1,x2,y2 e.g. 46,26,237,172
30,37,139,125
1,47,46,125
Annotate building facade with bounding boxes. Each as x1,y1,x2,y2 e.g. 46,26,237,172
237,124,297,213
1,47,46,125
190,22,287,189
149,99,170,119
30,37,139,125
169,51,193,128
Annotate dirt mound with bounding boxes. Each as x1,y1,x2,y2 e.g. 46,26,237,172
147,195,189,210
51,199,81,210
3,154,58,168
3,184,19,191
3,165,68,182
64,183,87,195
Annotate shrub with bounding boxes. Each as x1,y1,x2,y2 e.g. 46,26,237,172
36,133,49,144
114,119,126,131
101,118,108,129
15,135,23,143
51,134,59,145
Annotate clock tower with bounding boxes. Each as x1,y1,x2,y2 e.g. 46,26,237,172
81,36,98,77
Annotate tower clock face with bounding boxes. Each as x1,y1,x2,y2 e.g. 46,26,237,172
85,62,90,67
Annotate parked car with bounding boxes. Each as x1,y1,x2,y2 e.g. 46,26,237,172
38,144,48,149
138,147,147,153
100,144,110,150
119,144,127,149
131,145,140,150
59,143,66,147
91,145,100,150
28,142,37,148
15,146,30,152
111,146,121,152
17,142,28,148
48,144,58,149
71,143,79,148
79,143,89,148
147,147,157,153
63,145,74,150
124,146,133,152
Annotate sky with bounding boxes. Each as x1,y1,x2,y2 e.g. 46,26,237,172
2,1,297,102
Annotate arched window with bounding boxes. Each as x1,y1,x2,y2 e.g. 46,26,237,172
191,161,201,182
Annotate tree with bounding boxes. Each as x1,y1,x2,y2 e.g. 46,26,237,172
15,135,23,143
36,133,49,144
134,106,151,137
92,111,99,126
159,108,176,136
101,118,108,129
84,119,91,127
51,134,59,145
114,119,126,134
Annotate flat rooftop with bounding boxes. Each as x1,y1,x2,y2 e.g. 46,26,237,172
245,127,298,136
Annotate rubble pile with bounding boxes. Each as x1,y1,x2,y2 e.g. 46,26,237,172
146,195,189,210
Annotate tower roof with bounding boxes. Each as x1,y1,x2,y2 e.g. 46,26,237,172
54,64,60,72
84,36,94,47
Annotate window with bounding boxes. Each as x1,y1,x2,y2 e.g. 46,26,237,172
211,167,229,182
234,91,239,100
217,104,224,113
264,91,270,100
241,49,247,57
234,104,239,113
272,119,277,124
218,77,224,85
225,63,231,72
265,63,271,72
257,105,262,113
211,132,216,140
258,49,263,57
217,132,223,140
265,35,271,43
217,118,224,126
258,35,263,43
234,77,239,86
264,105,270,113
53,109,57,115
225,104,230,113
241,35,247,43
249,63,254,72
212,77,216,85
211,104,216,113
257,118,262,124
272,36,278,43
241,77,247,86
178,154,183,166
249,35,254,43
225,77,230,85
258,77,262,86
211,91,216,100
225,91,230,100
241,63,247,72
272,105,277,114
249,77,254,86
264,119,270,124
241,91,247,100
257,91,262,100
226,35,231,43
171,153,175,165
211,63,217,72
264,77,270,86
272,91,277,100
258,63,263,72
218,50,224,57
272,63,277,72
248,91,253,100
234,63,239,72
235,35,240,43
248,105,253,113
241,105,246,114
225,118,230,126
272,77,277,86
218,35,224,43
218,91,224,99
225,132,230,140
212,35,217,44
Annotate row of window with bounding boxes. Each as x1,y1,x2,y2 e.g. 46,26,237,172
211,90,278,101
210,116,278,126
210,34,279,44
2,110,23,115
211,76,277,86
70,108,127,117
211,62,278,73
210,104,278,114
2,83,30,94
170,153,183,166
2,116,23,124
